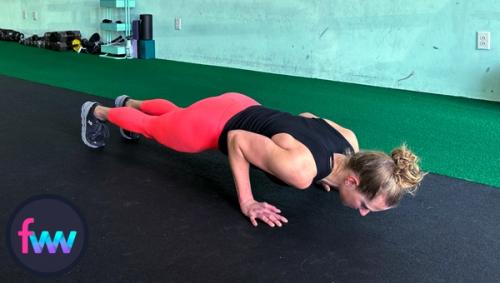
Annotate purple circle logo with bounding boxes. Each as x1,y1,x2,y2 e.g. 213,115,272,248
6,195,87,275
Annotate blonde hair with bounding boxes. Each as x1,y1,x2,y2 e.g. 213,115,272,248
345,144,425,206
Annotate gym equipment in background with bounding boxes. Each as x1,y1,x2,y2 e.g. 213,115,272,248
100,0,135,59
72,39,84,53
82,33,103,55
131,19,140,58
20,34,45,48
0,29,24,42
139,14,153,40
138,14,155,59
43,31,82,52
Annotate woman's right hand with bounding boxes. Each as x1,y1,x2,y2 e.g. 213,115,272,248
240,200,288,228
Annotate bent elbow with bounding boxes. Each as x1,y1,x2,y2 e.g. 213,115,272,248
293,176,313,190
288,163,314,189
227,130,239,144
227,130,245,153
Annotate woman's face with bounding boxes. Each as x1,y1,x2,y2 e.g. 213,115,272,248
338,183,391,216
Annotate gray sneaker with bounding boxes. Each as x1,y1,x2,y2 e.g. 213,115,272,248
81,101,110,148
114,95,140,140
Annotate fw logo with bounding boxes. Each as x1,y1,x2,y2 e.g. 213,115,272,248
7,195,86,274
18,217,77,254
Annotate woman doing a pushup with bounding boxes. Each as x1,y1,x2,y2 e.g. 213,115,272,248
81,92,424,227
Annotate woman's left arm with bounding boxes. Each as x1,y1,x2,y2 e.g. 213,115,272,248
227,130,314,227
228,130,313,189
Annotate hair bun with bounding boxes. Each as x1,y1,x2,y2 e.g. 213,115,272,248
391,144,425,194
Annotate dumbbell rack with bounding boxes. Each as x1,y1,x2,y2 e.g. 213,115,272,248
99,0,135,59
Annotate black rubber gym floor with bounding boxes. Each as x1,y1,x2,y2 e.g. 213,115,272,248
1,75,499,282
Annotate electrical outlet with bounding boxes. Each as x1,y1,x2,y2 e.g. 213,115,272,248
22,10,26,20
32,11,38,21
175,18,182,30
477,31,491,50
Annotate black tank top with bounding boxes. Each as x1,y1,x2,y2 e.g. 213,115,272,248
218,105,354,184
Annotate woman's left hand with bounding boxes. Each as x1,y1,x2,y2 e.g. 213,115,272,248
240,200,288,227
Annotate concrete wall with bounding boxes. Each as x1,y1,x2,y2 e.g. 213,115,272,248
1,0,499,101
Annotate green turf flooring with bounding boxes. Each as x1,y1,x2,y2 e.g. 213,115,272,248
0,41,499,188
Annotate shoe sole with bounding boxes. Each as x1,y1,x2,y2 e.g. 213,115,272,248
81,101,100,148
114,95,140,140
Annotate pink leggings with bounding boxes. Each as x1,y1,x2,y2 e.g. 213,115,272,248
107,92,260,152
